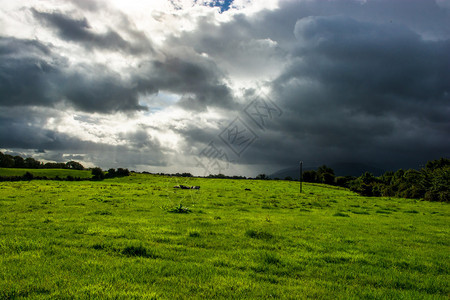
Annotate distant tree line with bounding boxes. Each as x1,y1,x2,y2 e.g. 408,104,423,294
0,152,85,170
298,159,448,202
91,168,131,180
206,174,247,179
140,172,248,180
0,152,130,181
0,167,131,182
0,173,87,182
346,158,449,202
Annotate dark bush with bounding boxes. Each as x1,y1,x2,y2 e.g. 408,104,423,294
23,172,34,181
302,170,318,183
91,167,104,180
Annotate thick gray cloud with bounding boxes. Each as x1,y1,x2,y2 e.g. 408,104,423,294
161,0,449,172
0,108,103,152
31,8,153,54
0,106,168,169
1,0,449,174
0,34,234,113
266,13,450,168
0,38,60,107
144,56,236,110
0,37,148,112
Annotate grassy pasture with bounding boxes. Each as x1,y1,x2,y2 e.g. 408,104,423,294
0,168,92,179
0,173,448,299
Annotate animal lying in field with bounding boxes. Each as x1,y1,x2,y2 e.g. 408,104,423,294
173,185,200,190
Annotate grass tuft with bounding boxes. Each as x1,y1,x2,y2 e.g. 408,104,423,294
404,210,419,214
162,203,191,213
121,245,156,258
261,252,282,265
333,212,350,217
189,231,201,238
245,229,274,240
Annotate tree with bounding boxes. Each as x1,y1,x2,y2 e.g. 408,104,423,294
14,156,25,168
91,167,104,180
317,165,334,175
317,165,335,184
116,168,130,177
25,157,40,169
424,164,450,202
426,158,450,171
335,176,355,188
302,170,317,183
0,152,15,168
349,172,377,196
106,168,116,178
23,172,34,181
44,162,65,169
321,172,335,185
66,161,84,170
207,174,226,178
256,174,269,180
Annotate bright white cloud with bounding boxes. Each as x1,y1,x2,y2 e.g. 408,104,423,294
1,0,449,176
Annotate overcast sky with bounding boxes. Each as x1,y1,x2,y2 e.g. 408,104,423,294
1,0,449,176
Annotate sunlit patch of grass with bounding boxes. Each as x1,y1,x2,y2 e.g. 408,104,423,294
0,174,448,298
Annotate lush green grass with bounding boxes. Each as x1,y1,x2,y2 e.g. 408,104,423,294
0,168,92,179
0,174,448,299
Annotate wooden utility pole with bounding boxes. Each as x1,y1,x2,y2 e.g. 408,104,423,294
300,161,303,193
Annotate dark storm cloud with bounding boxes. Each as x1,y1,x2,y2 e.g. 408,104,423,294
62,63,151,112
251,0,450,42
0,24,234,113
0,37,63,107
168,1,449,171
146,57,236,110
0,36,148,112
31,9,152,54
2,0,449,173
163,13,287,79
0,109,99,151
0,107,168,168
266,14,450,168
118,128,163,150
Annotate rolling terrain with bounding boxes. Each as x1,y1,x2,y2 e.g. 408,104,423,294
0,171,448,299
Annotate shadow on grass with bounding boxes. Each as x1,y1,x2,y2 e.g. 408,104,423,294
245,229,274,240
122,245,157,258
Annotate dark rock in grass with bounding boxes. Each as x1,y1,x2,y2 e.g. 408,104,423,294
245,188,251,191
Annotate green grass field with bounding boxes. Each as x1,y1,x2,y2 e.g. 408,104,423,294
0,168,92,179
0,172,448,299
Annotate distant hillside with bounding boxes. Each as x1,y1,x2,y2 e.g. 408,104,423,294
269,163,385,179
0,168,92,179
